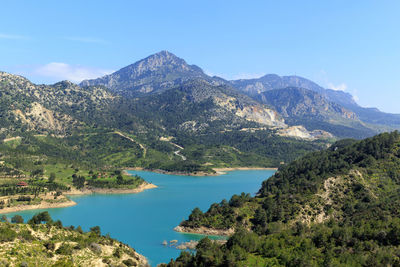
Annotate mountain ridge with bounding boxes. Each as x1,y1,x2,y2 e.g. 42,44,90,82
231,73,400,129
79,51,399,139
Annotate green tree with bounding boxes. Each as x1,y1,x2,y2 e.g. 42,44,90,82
116,174,124,185
11,215,24,224
28,211,52,225
49,172,56,183
90,226,101,236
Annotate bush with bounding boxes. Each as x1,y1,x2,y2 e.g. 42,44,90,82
122,258,136,266
90,226,101,236
0,227,17,242
44,242,56,251
55,243,73,255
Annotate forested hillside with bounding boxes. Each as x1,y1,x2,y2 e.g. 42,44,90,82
169,132,400,266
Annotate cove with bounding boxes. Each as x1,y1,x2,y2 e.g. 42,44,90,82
4,169,275,266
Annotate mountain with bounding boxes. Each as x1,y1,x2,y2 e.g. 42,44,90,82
131,79,286,132
80,50,223,97
2,50,397,173
170,131,400,266
81,51,399,139
232,74,400,129
259,87,356,120
0,71,327,173
257,87,377,138
231,74,356,104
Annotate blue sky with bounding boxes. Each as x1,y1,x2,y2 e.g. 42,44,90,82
1,0,399,113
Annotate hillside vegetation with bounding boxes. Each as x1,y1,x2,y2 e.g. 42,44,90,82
0,212,148,266
169,131,400,266
0,71,328,175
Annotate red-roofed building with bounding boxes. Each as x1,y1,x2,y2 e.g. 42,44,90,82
16,181,28,187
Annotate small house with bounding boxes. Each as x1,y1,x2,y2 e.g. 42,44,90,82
16,181,28,187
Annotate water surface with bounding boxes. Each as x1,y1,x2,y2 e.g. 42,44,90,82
4,170,274,266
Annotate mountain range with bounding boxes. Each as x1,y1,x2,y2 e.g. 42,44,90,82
0,50,399,173
81,50,399,139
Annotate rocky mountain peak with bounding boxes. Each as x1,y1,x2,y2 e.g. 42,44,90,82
126,50,194,76
80,51,208,96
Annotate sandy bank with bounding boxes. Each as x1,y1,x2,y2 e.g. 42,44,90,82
174,225,234,236
0,198,77,214
213,167,277,172
65,182,157,195
124,167,277,177
124,167,218,176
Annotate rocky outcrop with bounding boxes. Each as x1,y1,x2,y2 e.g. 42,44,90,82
174,225,234,236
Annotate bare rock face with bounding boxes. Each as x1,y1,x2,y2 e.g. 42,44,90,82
13,102,79,132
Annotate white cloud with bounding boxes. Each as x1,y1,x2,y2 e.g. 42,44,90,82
0,33,27,40
327,82,347,91
35,63,114,82
63,36,108,44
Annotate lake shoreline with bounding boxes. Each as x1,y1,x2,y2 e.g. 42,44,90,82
65,182,158,195
124,167,278,177
0,182,157,215
0,197,77,214
174,225,234,236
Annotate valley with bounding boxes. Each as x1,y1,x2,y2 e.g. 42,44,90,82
0,51,399,266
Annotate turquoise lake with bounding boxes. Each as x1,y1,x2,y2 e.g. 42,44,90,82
4,170,275,266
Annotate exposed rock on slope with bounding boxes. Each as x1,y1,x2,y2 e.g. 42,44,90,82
13,102,79,132
231,73,400,129
0,72,115,135
133,79,286,133
278,125,333,140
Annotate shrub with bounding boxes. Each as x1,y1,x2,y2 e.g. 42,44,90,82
55,243,73,255
0,227,17,242
122,258,136,266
